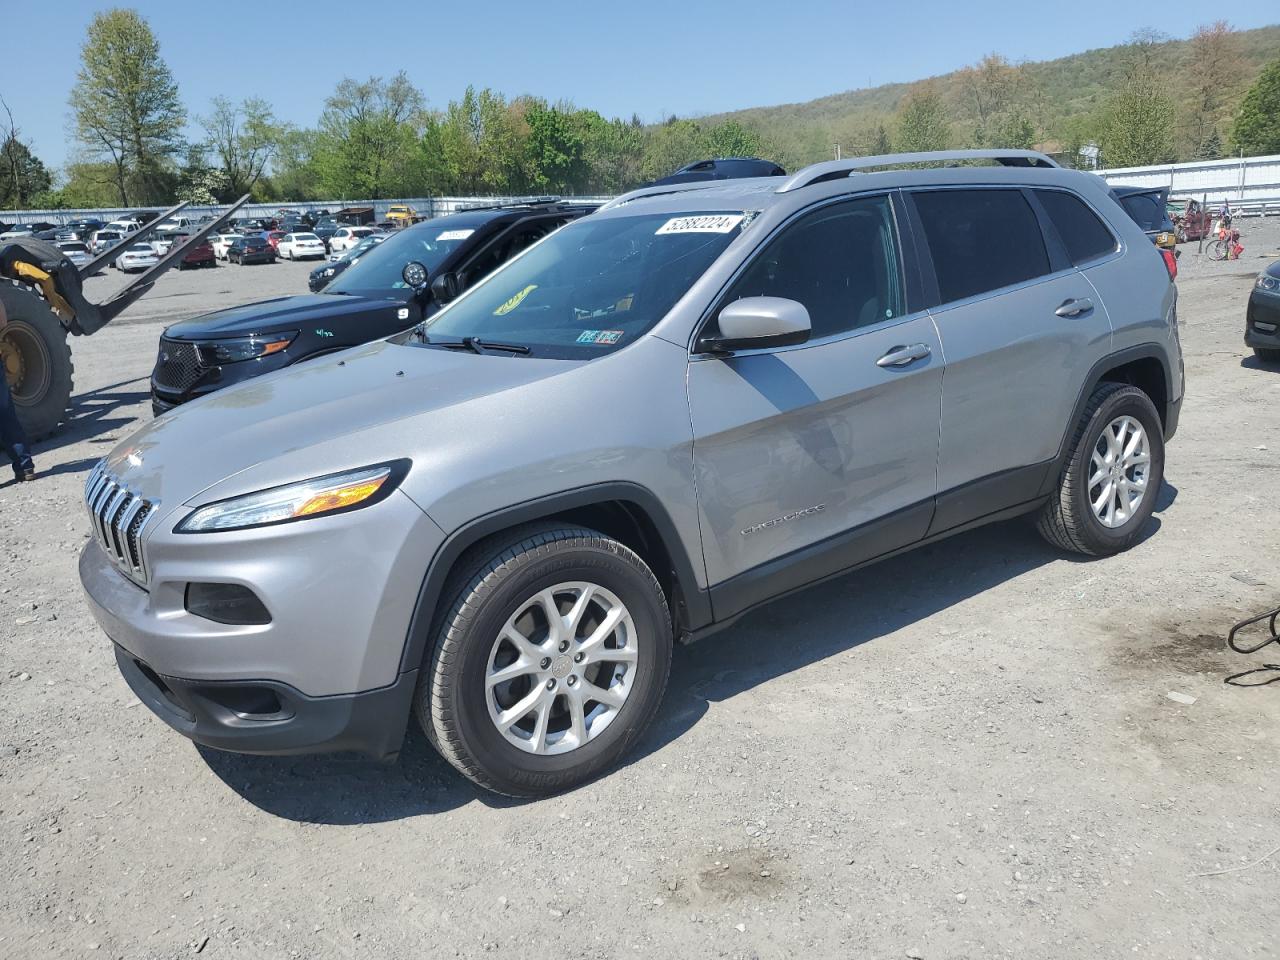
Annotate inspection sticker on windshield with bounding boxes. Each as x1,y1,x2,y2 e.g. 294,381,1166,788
576,329,624,345
436,229,474,241
655,214,743,235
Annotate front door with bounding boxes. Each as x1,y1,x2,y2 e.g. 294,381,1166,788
686,193,943,616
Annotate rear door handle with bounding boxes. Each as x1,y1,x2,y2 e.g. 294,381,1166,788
1055,297,1094,318
876,343,932,367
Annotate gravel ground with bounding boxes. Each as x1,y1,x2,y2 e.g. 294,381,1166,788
2,231,1280,960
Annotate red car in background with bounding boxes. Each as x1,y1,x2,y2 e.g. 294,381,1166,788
180,237,216,269
1169,197,1214,243
265,230,287,253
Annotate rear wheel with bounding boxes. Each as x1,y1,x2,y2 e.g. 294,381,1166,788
1208,238,1228,261
1036,383,1164,556
0,283,73,440
418,524,672,797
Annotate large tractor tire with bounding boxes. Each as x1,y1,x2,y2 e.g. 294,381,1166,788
0,283,74,440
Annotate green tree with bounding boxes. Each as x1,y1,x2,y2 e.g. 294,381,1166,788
202,97,280,198
0,97,51,208
895,83,950,152
705,120,765,158
313,73,424,198
524,101,585,192
68,8,185,205
1231,57,1280,155
640,118,708,181
1099,69,1176,166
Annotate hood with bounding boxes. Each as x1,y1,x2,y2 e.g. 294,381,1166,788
102,339,577,507
164,293,403,340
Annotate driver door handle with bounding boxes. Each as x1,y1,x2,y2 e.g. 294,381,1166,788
876,343,932,368
1055,297,1094,318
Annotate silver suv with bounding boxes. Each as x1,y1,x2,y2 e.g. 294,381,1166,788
79,150,1183,796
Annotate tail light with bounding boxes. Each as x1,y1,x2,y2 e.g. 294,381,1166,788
1160,247,1178,281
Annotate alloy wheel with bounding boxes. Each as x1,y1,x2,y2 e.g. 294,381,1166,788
1089,415,1151,528
485,582,638,755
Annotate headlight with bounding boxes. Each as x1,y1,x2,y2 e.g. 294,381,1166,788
176,461,410,533
1257,275,1279,292
196,332,298,364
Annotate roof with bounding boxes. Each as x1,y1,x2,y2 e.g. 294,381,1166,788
598,149,1105,220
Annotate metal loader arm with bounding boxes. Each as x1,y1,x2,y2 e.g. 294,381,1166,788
68,195,252,335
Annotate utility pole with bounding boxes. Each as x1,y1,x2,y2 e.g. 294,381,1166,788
834,143,842,160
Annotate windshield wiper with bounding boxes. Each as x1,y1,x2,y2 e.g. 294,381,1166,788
427,335,531,355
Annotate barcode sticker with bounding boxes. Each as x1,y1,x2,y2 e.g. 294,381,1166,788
655,214,744,235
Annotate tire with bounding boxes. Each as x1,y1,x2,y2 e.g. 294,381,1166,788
1254,347,1280,363
1036,383,1165,557
0,283,74,440
418,524,673,797
1208,239,1228,261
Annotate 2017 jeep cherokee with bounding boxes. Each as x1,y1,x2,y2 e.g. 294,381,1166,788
79,150,1183,797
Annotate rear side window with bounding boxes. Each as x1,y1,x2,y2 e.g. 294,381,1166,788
912,189,1050,304
1034,190,1117,265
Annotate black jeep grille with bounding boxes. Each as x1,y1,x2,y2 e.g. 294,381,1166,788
153,337,203,393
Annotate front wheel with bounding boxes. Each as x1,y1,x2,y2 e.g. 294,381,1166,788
418,525,673,797
0,283,74,440
1254,347,1280,364
1207,238,1228,261
1037,383,1165,556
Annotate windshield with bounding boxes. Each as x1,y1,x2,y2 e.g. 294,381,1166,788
326,225,471,295
418,211,745,359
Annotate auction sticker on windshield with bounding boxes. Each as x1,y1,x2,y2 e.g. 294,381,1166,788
655,214,743,235
437,229,475,241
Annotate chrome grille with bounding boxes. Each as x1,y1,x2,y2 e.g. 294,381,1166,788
153,337,203,394
84,461,157,585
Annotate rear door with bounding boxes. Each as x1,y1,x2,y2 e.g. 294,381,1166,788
686,193,943,608
907,187,1112,530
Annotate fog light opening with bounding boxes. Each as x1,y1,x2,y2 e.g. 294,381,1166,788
185,582,271,625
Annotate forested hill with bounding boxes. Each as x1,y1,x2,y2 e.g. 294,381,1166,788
698,24,1280,167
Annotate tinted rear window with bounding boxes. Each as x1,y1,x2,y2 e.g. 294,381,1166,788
1117,193,1167,232
1034,190,1117,265
913,189,1050,303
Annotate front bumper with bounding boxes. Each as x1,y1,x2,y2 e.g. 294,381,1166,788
1245,289,1280,349
150,349,294,411
113,644,417,759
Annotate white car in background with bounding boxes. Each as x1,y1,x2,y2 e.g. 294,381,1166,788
117,243,160,273
89,229,124,255
328,226,376,255
212,233,241,260
277,232,326,260
103,219,140,236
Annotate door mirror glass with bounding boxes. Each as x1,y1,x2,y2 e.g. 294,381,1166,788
431,270,461,303
703,296,811,353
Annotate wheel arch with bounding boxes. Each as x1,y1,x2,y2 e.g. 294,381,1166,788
397,483,711,677
1039,343,1173,498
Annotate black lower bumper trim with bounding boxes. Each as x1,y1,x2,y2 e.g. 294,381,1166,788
114,645,417,761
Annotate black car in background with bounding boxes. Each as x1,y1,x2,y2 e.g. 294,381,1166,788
151,202,596,412
649,156,786,186
312,219,341,250
227,235,277,265
308,234,387,292
1246,259,1280,363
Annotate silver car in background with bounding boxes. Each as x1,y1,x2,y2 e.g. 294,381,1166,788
80,150,1182,796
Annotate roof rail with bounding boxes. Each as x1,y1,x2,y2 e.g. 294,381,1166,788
776,149,1060,193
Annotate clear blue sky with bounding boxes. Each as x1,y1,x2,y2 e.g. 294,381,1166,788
4,0,1278,171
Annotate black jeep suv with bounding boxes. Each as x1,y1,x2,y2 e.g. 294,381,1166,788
151,202,596,413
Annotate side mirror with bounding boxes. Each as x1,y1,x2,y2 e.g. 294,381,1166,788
700,296,811,353
430,270,461,303
402,260,428,289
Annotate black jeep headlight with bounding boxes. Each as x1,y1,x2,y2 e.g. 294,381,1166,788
196,332,298,364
